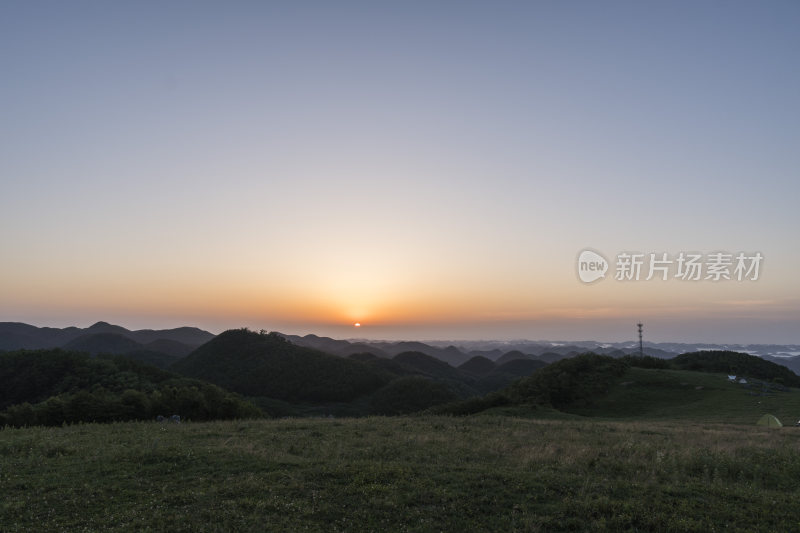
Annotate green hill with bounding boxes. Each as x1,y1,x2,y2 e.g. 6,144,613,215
436,351,800,424
347,353,419,377
61,332,189,367
474,359,548,393
63,332,143,354
506,354,627,408
493,358,547,376
0,349,260,426
565,366,800,424
142,338,197,357
458,355,496,375
392,351,465,380
119,349,182,369
670,350,800,386
171,329,390,402
494,350,533,365
391,351,479,397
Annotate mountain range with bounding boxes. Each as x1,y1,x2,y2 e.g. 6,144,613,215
4,321,800,425
2,321,800,376
169,329,551,416
0,321,213,349
0,322,214,368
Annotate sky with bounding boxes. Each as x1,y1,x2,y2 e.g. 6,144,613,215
1,1,799,344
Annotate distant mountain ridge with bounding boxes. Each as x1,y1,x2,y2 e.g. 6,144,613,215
279,334,473,366
3,321,799,377
0,322,214,368
0,321,214,352
169,331,553,416
4,322,800,421
279,334,800,377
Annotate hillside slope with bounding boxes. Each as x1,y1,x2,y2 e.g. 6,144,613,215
671,350,800,386
0,349,260,426
171,329,390,402
566,367,800,424
436,352,800,424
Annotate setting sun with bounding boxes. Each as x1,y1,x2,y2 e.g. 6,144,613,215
354,323,361,327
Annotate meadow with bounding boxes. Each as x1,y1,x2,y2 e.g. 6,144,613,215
563,367,800,424
3,413,800,532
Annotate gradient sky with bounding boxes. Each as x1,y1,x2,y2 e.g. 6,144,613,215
1,1,799,343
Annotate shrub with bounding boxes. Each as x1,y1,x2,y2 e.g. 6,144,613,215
507,353,628,408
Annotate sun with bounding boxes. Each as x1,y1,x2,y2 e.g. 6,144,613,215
354,322,361,327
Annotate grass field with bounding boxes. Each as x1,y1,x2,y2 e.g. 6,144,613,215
565,367,800,424
3,408,800,531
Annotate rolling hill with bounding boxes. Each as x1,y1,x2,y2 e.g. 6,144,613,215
60,332,190,368
280,333,389,358
472,359,549,393
458,355,496,376
171,329,391,402
0,348,260,426
670,350,800,386
169,333,549,415
564,366,800,424
435,351,800,424
0,321,213,353
64,332,146,354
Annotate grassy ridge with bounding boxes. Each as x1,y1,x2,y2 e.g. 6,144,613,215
436,353,800,424
3,416,800,531
562,367,800,425
670,350,800,386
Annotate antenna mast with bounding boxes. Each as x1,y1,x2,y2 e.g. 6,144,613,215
637,322,644,356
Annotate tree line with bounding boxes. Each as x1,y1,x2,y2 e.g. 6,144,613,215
0,349,260,427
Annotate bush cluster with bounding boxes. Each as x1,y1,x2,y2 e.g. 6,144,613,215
0,349,260,427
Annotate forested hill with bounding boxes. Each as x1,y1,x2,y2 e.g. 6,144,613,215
431,350,800,418
170,329,391,402
670,350,800,387
0,349,260,426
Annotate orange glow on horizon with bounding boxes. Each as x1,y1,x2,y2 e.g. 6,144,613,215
2,250,792,339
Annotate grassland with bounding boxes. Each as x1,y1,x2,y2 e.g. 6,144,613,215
564,367,800,424
3,409,800,531
3,368,800,531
